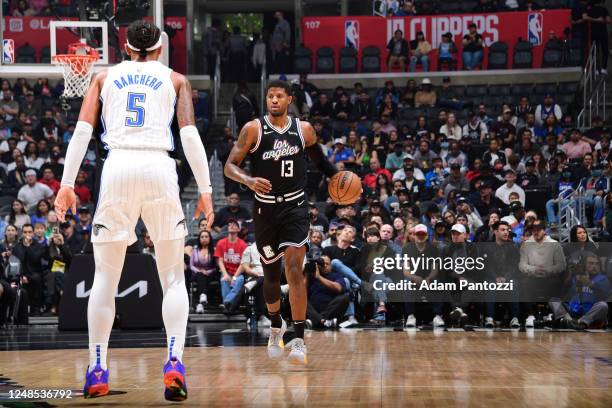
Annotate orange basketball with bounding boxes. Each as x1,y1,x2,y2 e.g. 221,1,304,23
328,171,363,205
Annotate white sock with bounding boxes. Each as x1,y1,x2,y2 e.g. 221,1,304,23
167,334,185,361
155,239,189,363
89,343,108,370
87,241,128,373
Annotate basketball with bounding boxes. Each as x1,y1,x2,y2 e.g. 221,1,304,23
328,171,362,205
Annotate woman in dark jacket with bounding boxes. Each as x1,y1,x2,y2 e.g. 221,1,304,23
43,231,72,315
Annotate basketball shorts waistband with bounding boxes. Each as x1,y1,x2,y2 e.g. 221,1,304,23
255,189,304,204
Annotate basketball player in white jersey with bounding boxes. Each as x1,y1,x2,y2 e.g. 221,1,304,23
55,21,214,402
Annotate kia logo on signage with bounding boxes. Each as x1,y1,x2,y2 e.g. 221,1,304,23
76,280,149,298
9,19,23,32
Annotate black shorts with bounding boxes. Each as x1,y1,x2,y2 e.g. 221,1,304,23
253,193,310,264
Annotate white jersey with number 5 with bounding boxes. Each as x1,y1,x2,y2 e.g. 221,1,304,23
99,60,176,151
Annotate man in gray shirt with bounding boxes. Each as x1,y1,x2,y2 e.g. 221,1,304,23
271,11,291,73
18,169,53,212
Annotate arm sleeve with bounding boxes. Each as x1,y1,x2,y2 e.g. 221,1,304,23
180,125,213,194
60,121,92,188
306,143,338,178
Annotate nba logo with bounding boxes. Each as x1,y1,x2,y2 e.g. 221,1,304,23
345,20,359,49
3,39,15,64
528,13,543,45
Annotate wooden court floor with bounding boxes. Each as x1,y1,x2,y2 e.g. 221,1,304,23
1,330,611,407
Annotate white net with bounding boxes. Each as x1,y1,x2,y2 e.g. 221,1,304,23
53,54,97,98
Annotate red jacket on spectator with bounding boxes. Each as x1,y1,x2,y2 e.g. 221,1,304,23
363,168,392,190
74,184,92,204
39,177,60,194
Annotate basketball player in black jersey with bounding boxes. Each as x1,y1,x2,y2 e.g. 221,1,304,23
225,80,338,364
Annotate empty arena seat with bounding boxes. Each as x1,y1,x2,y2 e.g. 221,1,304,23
488,84,510,96
339,47,358,73
316,47,335,73
487,41,508,70
362,46,381,73
16,43,37,63
294,46,312,74
542,40,563,68
566,39,583,67
558,82,578,94
534,83,558,97
513,41,533,69
512,83,534,97
40,47,51,63
465,85,488,98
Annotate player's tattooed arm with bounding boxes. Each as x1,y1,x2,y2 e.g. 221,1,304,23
173,73,196,128
224,121,272,195
301,120,338,178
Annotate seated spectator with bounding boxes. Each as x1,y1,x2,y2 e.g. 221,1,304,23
43,230,72,315
437,77,468,111
240,242,268,325
490,108,517,154
328,137,355,164
60,221,84,254
73,171,92,204
38,167,60,194
440,113,462,141
23,142,44,170
437,32,457,70
375,81,400,107
444,142,468,169
214,219,247,313
413,139,438,171
189,230,217,313
308,202,329,234
518,159,541,188
395,0,416,16
5,199,31,231
549,252,610,330
386,29,409,71
1,224,18,250
519,219,566,328
535,93,563,126
310,93,333,125
17,169,53,213
562,128,592,160
0,90,19,127
30,199,50,226
378,93,398,120
495,169,526,206
409,31,432,72
414,78,436,108
474,0,498,12
12,0,36,16
211,193,251,234
333,93,354,123
393,155,425,182
384,142,407,173
306,254,348,329
463,112,488,143
541,134,563,160
400,79,418,107
462,23,484,70
355,137,376,168
535,114,564,141
354,91,375,122
515,96,534,124
363,157,391,190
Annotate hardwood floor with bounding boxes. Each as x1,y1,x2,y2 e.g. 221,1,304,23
1,330,611,407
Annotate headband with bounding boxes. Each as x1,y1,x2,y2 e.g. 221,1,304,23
126,35,162,52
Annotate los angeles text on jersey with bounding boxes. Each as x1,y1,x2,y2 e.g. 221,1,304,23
373,280,515,291
113,74,163,90
262,139,300,161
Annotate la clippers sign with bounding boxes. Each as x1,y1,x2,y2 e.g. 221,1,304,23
302,9,570,71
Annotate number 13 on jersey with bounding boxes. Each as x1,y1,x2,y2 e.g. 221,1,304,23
125,92,146,127
281,160,293,177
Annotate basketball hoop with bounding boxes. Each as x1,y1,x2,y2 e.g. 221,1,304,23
52,43,99,98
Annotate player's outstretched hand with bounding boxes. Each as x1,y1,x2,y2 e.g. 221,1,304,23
55,186,77,222
194,192,215,230
246,177,272,196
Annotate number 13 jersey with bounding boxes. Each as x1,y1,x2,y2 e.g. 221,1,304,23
248,115,307,195
99,60,176,151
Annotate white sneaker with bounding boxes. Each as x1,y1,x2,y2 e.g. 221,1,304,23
244,280,258,293
525,315,536,329
258,315,271,327
280,284,289,295
305,319,313,330
510,317,520,329
267,319,287,359
339,316,358,328
199,293,207,305
433,315,445,328
484,317,494,329
195,303,204,314
287,338,308,365
405,314,417,328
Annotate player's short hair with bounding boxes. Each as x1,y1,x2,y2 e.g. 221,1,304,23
266,80,292,96
127,20,161,58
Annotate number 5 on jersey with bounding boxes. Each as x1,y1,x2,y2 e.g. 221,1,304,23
281,160,293,177
125,92,146,127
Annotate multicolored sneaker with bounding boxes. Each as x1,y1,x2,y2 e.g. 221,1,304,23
163,357,188,402
267,318,287,359
287,338,308,365
83,365,109,398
